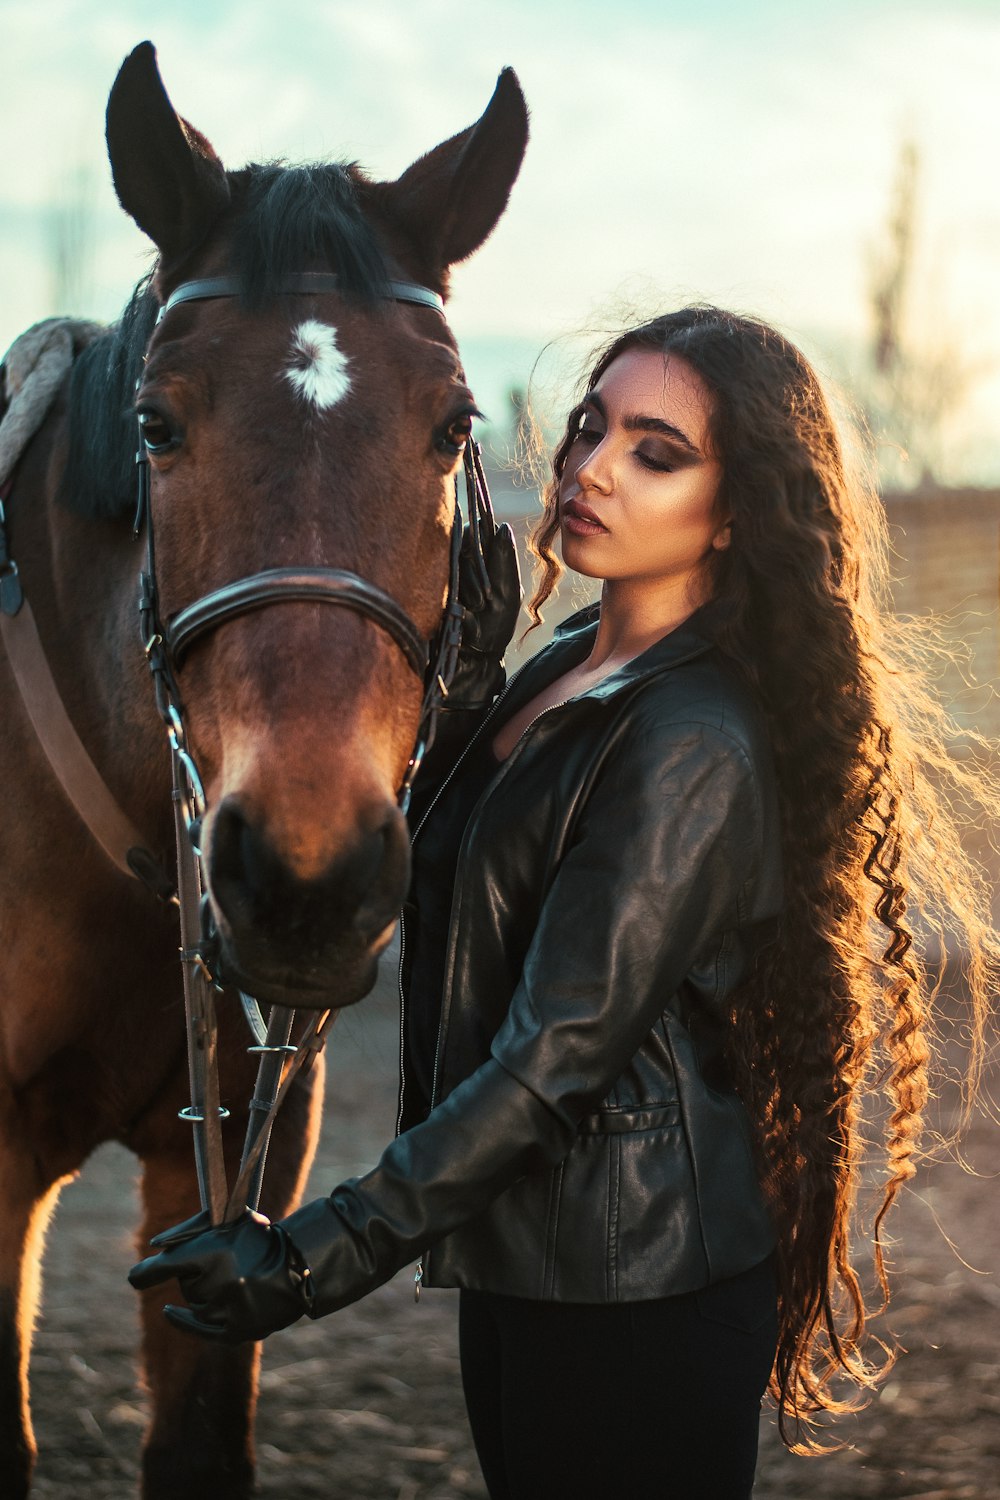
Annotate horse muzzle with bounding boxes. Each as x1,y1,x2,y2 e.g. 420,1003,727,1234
205,794,409,1009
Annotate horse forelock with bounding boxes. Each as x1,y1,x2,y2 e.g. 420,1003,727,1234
225,161,390,309
59,160,395,523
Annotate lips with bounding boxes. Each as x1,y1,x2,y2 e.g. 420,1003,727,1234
561,497,609,534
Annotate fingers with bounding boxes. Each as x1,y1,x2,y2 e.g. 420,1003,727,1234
458,527,488,613
163,1303,231,1342
128,1252,177,1291
490,522,516,563
488,524,521,594
148,1207,215,1249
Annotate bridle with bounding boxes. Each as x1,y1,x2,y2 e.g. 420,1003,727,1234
1,273,499,1226
134,271,498,1223
140,270,495,816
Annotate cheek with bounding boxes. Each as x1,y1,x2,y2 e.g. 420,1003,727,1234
669,474,723,535
638,487,720,545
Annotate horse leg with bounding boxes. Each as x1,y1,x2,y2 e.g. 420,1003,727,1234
136,1149,258,1500
136,1052,324,1499
0,1144,69,1500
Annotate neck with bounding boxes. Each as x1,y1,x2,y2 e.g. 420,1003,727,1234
586,573,709,671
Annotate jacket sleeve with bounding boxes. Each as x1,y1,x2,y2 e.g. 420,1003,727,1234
281,717,764,1316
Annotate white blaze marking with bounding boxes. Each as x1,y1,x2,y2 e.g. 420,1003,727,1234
284,320,351,410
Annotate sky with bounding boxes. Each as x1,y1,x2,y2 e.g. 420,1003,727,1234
2,0,999,481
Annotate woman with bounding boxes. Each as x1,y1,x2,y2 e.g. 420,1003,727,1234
131,307,999,1498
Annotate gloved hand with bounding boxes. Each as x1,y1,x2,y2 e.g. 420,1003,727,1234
128,1208,314,1344
445,521,522,710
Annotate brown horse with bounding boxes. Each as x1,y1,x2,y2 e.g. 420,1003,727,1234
0,40,526,1499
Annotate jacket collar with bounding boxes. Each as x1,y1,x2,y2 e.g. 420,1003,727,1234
501,601,719,720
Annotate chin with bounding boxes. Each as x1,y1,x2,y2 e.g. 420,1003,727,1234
217,945,383,1012
558,538,608,581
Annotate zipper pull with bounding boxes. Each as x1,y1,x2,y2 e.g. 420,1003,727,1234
413,1260,423,1303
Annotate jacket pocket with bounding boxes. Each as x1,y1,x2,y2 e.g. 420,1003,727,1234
577,1101,681,1135
549,1104,699,1301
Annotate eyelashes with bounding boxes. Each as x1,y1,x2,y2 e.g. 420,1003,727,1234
567,425,677,474
636,451,676,474
436,404,484,457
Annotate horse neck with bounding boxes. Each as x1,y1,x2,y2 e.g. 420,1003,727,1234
10,400,169,842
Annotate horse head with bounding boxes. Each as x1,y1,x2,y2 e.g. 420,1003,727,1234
100,42,527,1008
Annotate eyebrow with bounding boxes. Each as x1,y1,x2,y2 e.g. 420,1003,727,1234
585,392,702,456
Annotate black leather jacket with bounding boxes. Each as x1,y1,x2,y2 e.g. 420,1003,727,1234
285,604,782,1311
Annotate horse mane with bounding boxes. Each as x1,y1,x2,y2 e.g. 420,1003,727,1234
59,162,388,521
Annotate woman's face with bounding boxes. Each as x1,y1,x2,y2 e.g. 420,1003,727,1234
558,349,727,596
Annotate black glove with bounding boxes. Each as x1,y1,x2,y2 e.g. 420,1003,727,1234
445,522,522,710
128,1208,313,1344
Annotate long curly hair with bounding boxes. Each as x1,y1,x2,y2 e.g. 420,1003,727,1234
527,306,1000,1447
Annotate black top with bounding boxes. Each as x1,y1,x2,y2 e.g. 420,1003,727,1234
403,725,503,1122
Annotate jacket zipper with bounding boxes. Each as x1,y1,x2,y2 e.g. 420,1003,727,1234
396,682,519,1139
417,635,710,1130
425,695,571,1115
401,619,713,1298
408,691,575,1301
399,686,520,1302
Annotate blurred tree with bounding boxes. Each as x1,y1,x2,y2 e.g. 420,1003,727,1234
47,164,97,317
506,384,535,457
861,139,982,488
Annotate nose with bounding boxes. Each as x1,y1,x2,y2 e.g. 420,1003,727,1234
209,795,410,958
574,434,613,494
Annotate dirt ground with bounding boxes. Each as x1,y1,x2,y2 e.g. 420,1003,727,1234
26,949,1000,1500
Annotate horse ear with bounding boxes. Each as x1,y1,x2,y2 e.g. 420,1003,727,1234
105,41,231,262
385,68,528,272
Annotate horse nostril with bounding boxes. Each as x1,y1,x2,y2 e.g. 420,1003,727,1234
352,807,411,942
208,796,410,951
210,797,281,929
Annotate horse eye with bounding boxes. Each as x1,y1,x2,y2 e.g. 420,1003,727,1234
138,408,176,454
437,408,478,456
449,413,473,446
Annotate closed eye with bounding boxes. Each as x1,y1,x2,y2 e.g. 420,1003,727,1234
636,449,677,473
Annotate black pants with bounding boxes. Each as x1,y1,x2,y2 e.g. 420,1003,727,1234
458,1257,777,1500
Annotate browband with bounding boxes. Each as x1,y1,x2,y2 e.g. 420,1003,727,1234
156,273,445,324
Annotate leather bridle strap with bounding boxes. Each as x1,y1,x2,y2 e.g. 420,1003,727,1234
0,599,172,888
156,272,446,324
165,567,429,677
0,485,173,898
147,269,455,724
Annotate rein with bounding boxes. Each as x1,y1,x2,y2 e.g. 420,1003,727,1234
1,273,498,1226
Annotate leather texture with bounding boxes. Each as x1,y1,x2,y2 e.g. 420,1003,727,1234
280,603,784,1315
0,595,164,883
439,521,521,711
129,1209,313,1343
165,566,429,674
